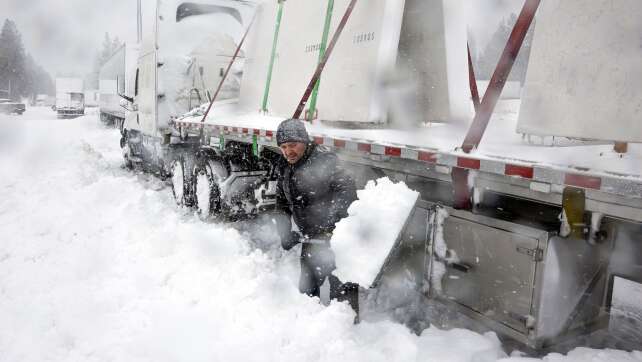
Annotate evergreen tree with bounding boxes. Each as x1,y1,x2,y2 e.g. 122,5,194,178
476,13,535,83
25,53,55,96
0,19,54,100
0,19,28,99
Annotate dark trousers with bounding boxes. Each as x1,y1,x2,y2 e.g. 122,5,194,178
299,243,359,318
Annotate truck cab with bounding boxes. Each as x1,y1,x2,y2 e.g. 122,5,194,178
55,78,85,118
121,0,251,173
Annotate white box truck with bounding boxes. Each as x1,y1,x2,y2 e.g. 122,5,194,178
55,77,84,118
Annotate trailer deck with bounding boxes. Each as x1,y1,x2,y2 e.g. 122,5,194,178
176,99,642,221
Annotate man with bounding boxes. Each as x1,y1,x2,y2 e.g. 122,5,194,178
274,118,359,315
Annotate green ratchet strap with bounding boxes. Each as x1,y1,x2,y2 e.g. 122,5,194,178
252,135,259,157
307,0,334,121
292,0,357,120
261,0,285,112
219,134,225,150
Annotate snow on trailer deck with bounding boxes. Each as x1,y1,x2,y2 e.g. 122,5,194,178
176,99,642,204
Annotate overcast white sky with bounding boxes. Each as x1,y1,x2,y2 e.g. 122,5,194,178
1,0,156,77
1,0,522,78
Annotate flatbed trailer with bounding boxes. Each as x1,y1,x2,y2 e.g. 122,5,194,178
175,102,642,220
119,0,642,350
170,97,641,349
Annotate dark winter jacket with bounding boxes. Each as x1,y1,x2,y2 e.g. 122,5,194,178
276,144,357,246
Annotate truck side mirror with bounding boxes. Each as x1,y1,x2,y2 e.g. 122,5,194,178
119,98,137,112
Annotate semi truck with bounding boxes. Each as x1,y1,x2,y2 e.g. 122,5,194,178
118,0,249,168
55,77,85,118
98,43,139,129
118,0,642,351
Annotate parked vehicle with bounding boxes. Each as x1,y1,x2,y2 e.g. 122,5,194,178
118,0,642,351
119,0,247,172
0,98,25,115
55,78,85,118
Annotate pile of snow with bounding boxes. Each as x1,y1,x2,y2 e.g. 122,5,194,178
1,108,641,361
332,178,419,287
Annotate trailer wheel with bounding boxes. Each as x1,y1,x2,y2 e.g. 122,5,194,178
194,158,228,220
171,157,191,206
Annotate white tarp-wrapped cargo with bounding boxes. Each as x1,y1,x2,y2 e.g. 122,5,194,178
517,0,642,143
240,0,406,124
239,0,469,125
397,0,470,124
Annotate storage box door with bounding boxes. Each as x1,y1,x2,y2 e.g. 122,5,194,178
440,216,540,333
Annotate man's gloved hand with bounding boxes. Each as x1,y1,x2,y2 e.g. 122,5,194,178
282,231,302,251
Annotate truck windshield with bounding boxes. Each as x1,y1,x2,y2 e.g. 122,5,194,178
70,93,84,102
70,93,84,107
159,0,252,57
176,2,243,24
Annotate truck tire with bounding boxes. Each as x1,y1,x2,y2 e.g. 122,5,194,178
193,157,229,220
171,157,191,206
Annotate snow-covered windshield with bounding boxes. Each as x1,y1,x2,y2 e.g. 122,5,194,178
70,93,84,107
158,0,253,56
154,0,252,123
176,2,243,23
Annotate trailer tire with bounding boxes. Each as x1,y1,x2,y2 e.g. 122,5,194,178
194,157,228,221
171,157,192,207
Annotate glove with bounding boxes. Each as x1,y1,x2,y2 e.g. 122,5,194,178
282,231,302,251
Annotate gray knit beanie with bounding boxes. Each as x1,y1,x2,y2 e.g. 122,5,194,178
276,118,310,146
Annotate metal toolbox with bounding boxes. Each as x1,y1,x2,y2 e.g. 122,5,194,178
420,202,611,348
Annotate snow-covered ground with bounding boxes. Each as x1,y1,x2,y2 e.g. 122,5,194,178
0,107,641,362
